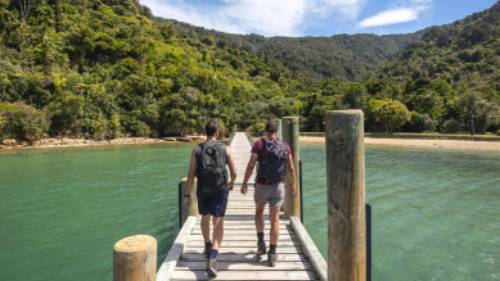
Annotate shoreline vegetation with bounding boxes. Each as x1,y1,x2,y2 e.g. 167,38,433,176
1,133,499,151
1,3,499,148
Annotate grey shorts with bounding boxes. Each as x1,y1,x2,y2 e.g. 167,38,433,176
254,182,285,208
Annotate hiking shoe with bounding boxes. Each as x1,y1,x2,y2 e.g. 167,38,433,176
206,258,217,278
267,253,278,267
255,240,267,261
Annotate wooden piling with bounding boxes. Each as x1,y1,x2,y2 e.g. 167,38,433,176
179,178,198,226
282,116,301,219
325,110,366,281
274,118,283,139
113,235,157,281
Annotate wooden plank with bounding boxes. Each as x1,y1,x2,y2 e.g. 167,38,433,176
157,216,196,281
187,240,299,247
191,229,289,234
176,261,313,271
184,246,303,254
192,225,289,230
290,217,327,281
181,253,306,262
171,270,318,281
189,234,296,241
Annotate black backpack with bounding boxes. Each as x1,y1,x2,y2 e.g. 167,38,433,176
196,141,227,193
257,138,289,184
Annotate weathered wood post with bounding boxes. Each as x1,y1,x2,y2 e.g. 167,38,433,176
274,118,283,139
113,235,157,281
179,178,198,227
325,110,366,281
282,116,301,219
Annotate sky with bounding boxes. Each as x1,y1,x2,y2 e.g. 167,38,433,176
139,0,498,37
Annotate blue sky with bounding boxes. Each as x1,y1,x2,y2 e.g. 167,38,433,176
140,0,497,37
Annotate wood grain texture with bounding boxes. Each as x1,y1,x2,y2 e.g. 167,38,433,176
156,217,196,281
113,235,157,281
290,217,327,281
282,116,301,219
325,110,366,281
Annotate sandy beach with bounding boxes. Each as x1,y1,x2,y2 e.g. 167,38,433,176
0,136,208,150
2,135,499,151
300,136,500,151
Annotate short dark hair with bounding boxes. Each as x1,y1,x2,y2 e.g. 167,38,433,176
205,121,218,136
265,120,278,133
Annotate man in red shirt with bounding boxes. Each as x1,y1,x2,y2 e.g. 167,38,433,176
241,120,297,266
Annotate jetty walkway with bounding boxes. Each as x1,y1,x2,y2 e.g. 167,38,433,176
113,112,369,281
157,132,327,280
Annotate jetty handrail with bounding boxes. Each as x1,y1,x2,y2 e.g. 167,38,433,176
157,216,196,281
290,216,327,281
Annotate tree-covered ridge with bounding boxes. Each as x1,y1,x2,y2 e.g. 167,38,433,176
164,19,422,81
0,0,305,142
0,0,499,144
377,1,500,134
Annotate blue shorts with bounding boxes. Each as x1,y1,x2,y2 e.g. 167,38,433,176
197,188,229,217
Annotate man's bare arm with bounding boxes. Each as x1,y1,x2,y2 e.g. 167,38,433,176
243,153,258,184
241,153,258,194
226,147,237,189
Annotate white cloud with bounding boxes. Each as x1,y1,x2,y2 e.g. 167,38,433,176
358,8,417,28
140,0,366,36
358,0,432,28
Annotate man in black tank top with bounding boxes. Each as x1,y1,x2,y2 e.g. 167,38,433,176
184,121,237,278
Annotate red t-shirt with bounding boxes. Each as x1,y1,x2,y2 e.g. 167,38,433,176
251,138,291,184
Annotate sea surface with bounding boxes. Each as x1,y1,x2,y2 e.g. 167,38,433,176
0,144,499,281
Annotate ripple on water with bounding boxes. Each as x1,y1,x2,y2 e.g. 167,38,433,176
301,144,500,281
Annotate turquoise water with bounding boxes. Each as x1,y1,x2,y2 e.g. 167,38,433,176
0,144,499,280
302,144,500,281
0,145,193,281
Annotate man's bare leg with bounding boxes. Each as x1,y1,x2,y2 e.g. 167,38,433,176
201,215,212,256
206,216,224,278
255,203,267,260
255,203,266,233
211,216,224,250
268,206,281,267
269,206,280,245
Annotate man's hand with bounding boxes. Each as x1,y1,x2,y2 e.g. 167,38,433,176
241,182,248,195
229,179,235,191
183,197,191,209
289,182,297,194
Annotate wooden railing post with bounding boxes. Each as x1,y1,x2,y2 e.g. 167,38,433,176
274,118,283,139
113,235,157,281
325,110,366,281
179,178,198,227
282,116,301,219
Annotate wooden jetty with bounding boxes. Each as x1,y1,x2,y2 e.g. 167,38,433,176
113,111,368,281
157,132,327,281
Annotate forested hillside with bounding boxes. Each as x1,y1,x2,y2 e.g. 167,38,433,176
0,0,499,144
0,0,305,142
378,1,500,134
166,19,422,81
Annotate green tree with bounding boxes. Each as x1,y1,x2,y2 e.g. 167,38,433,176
0,102,48,143
369,99,411,132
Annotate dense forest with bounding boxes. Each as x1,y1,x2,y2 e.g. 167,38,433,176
166,19,423,81
0,0,499,143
